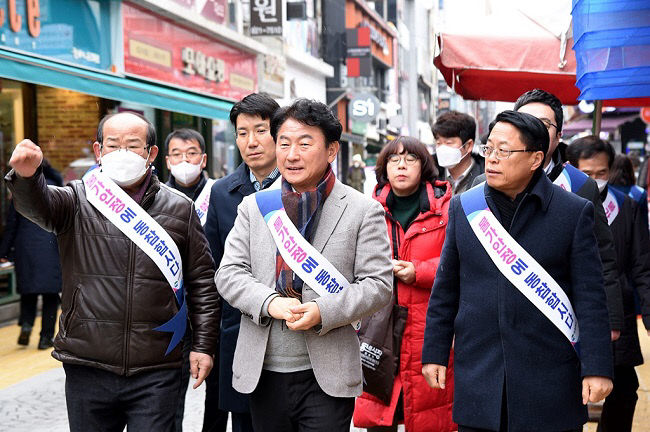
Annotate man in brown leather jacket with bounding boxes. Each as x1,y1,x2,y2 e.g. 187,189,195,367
5,112,220,432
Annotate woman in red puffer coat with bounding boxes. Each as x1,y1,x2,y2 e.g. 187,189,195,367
354,136,456,432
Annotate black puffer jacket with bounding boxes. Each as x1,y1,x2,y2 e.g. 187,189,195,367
6,167,220,375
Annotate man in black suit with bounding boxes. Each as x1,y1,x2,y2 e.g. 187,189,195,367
473,89,624,341
424,111,613,432
203,93,280,432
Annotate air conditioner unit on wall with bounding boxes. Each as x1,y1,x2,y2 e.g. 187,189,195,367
287,2,307,20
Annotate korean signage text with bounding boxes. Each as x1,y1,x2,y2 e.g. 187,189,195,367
0,0,40,37
250,0,282,36
123,2,257,101
0,0,112,70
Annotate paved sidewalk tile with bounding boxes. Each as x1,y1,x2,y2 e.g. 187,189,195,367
1,318,648,431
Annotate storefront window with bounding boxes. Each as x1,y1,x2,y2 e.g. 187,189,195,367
0,79,26,230
0,78,28,301
211,119,237,178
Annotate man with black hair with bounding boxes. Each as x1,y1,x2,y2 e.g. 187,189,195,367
473,89,624,342
424,111,613,432
6,112,220,431
432,111,483,194
567,136,650,432
216,98,392,432
203,93,281,432
165,129,211,202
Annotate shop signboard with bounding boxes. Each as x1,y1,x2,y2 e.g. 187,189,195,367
171,0,227,25
0,0,112,70
250,0,282,36
200,0,227,24
349,92,381,123
123,2,257,102
350,121,368,136
259,53,285,98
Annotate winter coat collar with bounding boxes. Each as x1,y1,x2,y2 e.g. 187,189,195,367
374,180,451,216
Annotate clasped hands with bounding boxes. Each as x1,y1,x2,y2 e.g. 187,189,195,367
268,296,321,331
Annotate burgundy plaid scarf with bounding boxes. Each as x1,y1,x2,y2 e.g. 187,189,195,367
275,165,336,300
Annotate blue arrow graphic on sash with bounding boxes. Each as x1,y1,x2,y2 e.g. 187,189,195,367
154,284,188,355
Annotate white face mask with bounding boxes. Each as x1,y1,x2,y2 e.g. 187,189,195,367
170,161,202,185
595,178,608,192
436,144,467,168
100,149,149,187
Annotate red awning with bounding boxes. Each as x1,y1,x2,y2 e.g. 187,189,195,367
434,32,650,107
435,33,580,105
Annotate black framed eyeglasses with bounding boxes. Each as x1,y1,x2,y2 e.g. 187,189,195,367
478,145,537,160
387,153,419,165
540,119,558,130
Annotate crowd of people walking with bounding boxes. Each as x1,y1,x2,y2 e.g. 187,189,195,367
2,88,649,432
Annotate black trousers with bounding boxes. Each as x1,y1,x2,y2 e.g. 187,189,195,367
249,369,354,432
598,365,639,432
19,293,59,338
458,381,580,432
174,328,192,432
202,362,229,432
64,363,182,432
231,411,254,432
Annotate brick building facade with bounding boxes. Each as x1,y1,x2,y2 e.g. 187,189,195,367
36,87,100,172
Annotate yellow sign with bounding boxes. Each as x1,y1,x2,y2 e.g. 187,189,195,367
229,73,255,92
129,39,172,68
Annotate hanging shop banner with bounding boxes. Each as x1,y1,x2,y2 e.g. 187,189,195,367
250,0,282,36
0,0,113,70
171,0,227,25
123,2,257,101
259,53,285,98
200,0,227,25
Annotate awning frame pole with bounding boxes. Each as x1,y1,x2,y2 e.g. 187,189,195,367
592,100,603,135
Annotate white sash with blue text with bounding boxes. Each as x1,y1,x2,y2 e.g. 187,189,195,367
255,183,360,331
602,189,620,226
461,183,579,348
195,179,216,226
83,167,187,354
552,163,588,194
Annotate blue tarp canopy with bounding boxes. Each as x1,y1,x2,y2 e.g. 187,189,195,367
572,0,650,101
0,49,232,120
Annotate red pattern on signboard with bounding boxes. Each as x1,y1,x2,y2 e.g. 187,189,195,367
347,58,360,78
123,2,257,101
357,27,370,47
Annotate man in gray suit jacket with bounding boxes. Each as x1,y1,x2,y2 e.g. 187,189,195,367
216,99,393,432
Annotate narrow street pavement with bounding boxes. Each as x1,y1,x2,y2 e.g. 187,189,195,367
0,316,648,431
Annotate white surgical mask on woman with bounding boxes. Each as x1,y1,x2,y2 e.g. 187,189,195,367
436,143,468,168
170,161,202,185
100,149,149,187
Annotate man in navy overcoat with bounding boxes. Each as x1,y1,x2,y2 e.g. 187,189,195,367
203,93,280,432
422,111,613,432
